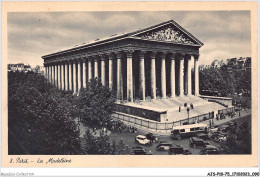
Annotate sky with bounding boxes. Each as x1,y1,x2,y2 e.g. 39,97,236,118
7,11,251,67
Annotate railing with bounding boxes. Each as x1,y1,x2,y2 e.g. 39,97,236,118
199,95,233,107
112,111,215,132
115,103,165,122
218,107,235,114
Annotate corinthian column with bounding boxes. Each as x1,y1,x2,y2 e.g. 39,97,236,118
170,54,176,97
150,52,156,99
73,61,77,93
55,64,58,87
94,56,99,79
47,65,50,81
82,59,87,88
64,62,68,91
139,51,145,100
88,57,93,81
61,63,64,90
108,53,114,90
179,54,184,96
68,62,72,91
77,61,81,91
187,57,192,95
161,53,166,99
126,51,133,102
52,65,55,85
101,57,106,85
57,64,60,89
194,55,199,96
117,52,123,100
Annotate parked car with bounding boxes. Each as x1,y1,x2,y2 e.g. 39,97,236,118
135,135,151,146
195,133,207,140
156,142,173,151
220,124,230,133
209,125,219,133
227,121,238,127
208,131,227,142
189,137,210,149
132,146,153,155
168,144,192,155
200,145,220,155
146,133,159,143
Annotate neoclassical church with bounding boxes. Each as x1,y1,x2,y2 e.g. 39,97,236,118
43,20,202,99
43,20,229,127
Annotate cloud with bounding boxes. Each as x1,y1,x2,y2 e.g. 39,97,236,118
7,11,251,67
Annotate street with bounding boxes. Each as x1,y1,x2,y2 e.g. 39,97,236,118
109,109,251,155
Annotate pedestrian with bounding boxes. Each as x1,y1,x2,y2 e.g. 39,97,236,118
179,106,181,112
209,120,212,128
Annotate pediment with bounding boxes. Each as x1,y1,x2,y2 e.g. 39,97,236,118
131,23,202,46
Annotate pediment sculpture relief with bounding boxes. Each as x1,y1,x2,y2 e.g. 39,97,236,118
136,25,195,44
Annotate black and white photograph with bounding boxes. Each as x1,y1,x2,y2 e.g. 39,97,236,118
1,1,258,174
7,10,253,156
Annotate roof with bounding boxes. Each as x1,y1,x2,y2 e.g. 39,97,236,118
190,137,204,141
136,135,146,138
204,145,218,150
173,123,208,130
42,19,203,59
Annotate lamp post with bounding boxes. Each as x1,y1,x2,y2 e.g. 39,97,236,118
186,107,190,124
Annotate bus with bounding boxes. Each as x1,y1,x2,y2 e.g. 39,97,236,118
170,123,208,140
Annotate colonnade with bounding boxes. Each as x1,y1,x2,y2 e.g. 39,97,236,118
44,50,199,101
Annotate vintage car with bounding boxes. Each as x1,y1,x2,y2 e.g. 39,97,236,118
135,135,151,146
200,145,220,155
195,133,207,140
168,144,192,155
132,146,153,155
156,142,173,151
146,133,159,143
189,137,210,149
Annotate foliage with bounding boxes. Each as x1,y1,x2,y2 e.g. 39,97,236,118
199,65,251,97
81,130,131,155
76,78,116,129
220,121,251,154
8,71,81,155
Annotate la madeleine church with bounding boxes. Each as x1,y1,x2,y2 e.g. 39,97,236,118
42,19,229,129
42,20,202,100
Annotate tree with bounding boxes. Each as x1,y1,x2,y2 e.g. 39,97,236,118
8,71,81,155
199,63,251,97
82,131,131,155
220,121,251,154
76,78,116,129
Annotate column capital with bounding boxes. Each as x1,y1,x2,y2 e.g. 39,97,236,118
108,52,115,59
125,50,134,58
159,52,167,58
168,53,177,60
94,55,100,61
100,54,107,61
72,59,78,64
87,56,94,61
194,54,200,61
185,54,192,60
149,51,157,58
80,57,87,62
116,51,124,58
139,50,146,59
176,53,185,60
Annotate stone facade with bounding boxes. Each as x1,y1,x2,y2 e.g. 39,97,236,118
42,20,203,101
